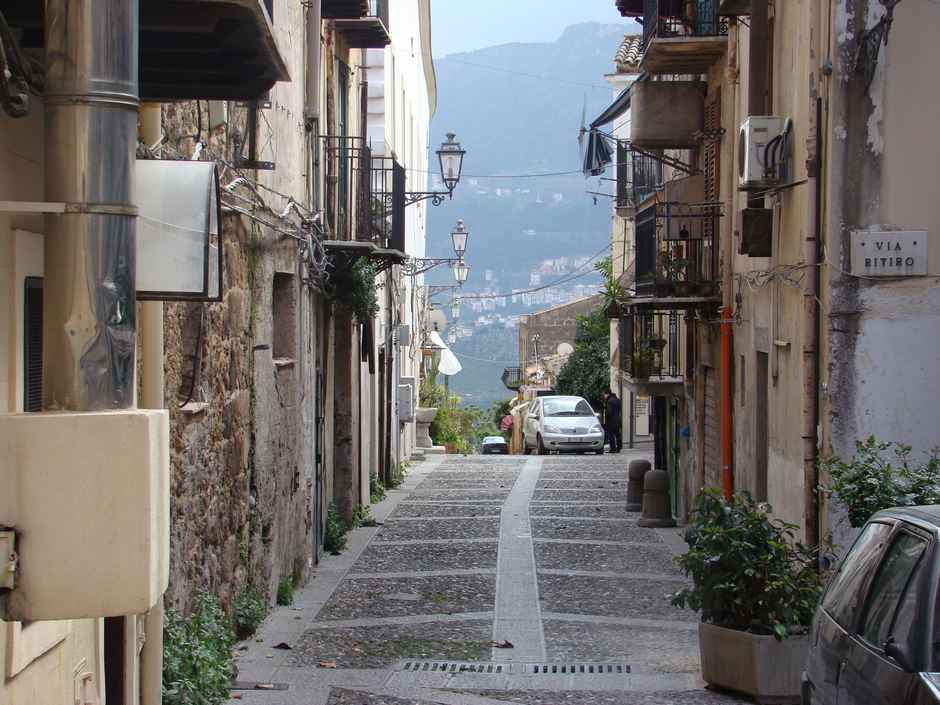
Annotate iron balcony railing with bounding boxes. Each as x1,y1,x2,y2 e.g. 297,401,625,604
632,149,664,206
322,136,404,248
502,367,523,391
619,308,683,381
369,0,390,31
615,142,667,209
634,201,722,299
641,0,728,50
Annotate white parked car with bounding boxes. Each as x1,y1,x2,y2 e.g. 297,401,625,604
522,395,605,455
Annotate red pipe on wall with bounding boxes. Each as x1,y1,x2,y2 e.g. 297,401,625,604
720,306,734,501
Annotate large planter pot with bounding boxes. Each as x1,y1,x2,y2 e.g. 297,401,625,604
415,407,438,449
698,622,807,704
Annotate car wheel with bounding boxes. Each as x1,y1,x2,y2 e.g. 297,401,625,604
537,435,547,455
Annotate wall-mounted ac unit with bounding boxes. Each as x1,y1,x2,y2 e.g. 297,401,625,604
738,116,792,190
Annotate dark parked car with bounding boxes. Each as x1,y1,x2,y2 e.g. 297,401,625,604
481,436,508,455
803,506,940,704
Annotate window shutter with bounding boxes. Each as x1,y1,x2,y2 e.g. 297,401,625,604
24,277,43,412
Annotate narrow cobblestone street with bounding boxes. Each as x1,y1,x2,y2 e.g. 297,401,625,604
231,454,746,705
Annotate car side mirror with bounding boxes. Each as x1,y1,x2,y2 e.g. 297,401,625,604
885,638,916,672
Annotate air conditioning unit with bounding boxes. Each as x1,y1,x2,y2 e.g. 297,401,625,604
738,116,792,190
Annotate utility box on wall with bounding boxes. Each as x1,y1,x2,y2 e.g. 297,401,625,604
398,377,415,422
740,208,773,257
0,410,169,621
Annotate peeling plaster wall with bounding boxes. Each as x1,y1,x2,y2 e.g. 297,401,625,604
826,0,940,544
163,0,319,611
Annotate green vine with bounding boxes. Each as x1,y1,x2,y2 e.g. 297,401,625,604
329,260,380,322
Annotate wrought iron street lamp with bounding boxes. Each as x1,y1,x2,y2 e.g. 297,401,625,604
453,260,470,284
439,133,466,192
404,133,467,207
451,219,469,258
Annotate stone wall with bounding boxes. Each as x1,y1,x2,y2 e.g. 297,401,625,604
160,101,316,613
517,295,603,371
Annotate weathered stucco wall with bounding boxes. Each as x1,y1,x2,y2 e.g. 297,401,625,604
826,0,940,544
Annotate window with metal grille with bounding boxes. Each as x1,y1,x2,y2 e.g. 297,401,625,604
24,276,43,412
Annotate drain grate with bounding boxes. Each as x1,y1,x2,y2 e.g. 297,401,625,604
399,660,506,674
525,662,630,675
397,660,629,676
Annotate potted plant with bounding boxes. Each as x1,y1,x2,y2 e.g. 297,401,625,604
671,490,824,704
595,257,626,318
631,348,656,379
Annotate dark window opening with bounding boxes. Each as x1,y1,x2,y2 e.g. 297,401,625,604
273,272,297,360
24,277,43,412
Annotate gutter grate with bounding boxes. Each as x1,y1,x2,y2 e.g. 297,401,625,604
399,660,505,673
525,662,630,674
396,660,629,676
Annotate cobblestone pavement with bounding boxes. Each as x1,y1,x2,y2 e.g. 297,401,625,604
230,453,747,705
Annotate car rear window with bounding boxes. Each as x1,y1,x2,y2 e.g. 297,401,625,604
822,521,893,631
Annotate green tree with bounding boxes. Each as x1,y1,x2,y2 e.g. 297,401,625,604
555,307,610,408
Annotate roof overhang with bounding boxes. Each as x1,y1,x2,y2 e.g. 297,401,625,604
5,0,290,101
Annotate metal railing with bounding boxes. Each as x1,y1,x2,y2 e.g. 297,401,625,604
634,201,722,298
632,149,664,206
619,309,683,380
641,0,728,50
502,367,522,391
323,136,404,247
369,0,390,30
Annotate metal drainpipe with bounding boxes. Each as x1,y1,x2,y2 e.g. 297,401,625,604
138,102,165,705
720,19,739,502
44,0,140,411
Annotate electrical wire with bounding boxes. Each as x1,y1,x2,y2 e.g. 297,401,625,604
455,244,611,301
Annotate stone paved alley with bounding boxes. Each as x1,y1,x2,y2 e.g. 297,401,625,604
229,454,747,705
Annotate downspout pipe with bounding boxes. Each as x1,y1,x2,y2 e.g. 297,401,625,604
305,0,322,122
720,20,739,502
44,0,139,410
802,96,823,549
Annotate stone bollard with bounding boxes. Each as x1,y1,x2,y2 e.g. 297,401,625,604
626,459,651,512
637,468,677,528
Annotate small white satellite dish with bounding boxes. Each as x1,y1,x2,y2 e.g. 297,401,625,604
557,342,574,356
427,309,448,333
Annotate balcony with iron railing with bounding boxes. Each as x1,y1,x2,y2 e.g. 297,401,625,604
322,136,404,250
618,308,686,394
627,0,728,74
633,201,722,304
502,367,523,391
327,0,390,48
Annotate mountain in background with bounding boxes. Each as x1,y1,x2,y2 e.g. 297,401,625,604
425,22,629,279
423,23,632,407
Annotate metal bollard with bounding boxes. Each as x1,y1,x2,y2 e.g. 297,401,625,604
637,468,677,528
626,459,651,512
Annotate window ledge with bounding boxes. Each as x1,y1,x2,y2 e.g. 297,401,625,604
179,401,209,415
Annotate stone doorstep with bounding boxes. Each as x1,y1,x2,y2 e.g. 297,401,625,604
424,446,448,455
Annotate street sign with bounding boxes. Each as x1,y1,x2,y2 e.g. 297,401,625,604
850,230,928,277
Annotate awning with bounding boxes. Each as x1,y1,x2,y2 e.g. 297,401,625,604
581,85,635,177
428,331,462,377
591,86,633,129
582,128,614,177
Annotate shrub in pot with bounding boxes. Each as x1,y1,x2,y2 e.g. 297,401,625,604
671,490,824,703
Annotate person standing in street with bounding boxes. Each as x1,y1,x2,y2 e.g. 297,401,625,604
605,389,623,453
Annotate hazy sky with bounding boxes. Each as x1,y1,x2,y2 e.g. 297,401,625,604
431,1,633,57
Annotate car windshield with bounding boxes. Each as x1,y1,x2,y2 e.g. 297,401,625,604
543,398,594,417
483,436,504,443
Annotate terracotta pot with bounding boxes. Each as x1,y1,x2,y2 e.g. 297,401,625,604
698,622,807,704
